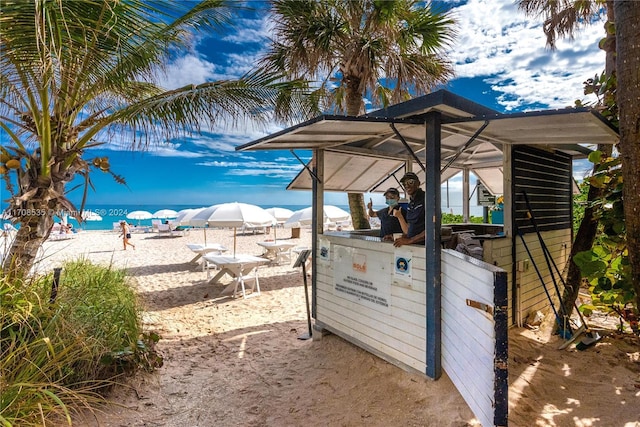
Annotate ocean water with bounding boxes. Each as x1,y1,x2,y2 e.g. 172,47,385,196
2,203,484,231
1,204,346,231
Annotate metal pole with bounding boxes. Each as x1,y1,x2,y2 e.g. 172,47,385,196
49,267,62,304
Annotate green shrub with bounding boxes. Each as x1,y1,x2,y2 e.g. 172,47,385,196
441,213,484,224
0,259,161,426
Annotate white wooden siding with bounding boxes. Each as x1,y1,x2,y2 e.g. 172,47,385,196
316,235,505,426
442,250,502,427
316,236,427,372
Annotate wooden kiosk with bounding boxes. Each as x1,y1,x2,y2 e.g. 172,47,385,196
237,90,618,426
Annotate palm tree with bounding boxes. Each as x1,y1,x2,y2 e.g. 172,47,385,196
517,0,621,318
258,0,456,229
613,0,640,310
0,0,318,278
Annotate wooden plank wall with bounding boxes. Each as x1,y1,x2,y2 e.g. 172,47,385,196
509,145,573,325
315,236,508,426
315,236,427,372
442,250,505,427
513,145,573,233
515,228,571,322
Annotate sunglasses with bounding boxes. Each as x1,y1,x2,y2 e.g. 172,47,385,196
401,179,418,187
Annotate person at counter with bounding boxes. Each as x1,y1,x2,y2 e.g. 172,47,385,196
367,187,406,241
393,172,425,247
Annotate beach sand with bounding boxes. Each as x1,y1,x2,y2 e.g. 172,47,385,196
32,228,639,426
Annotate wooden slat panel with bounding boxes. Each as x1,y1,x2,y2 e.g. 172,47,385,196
315,235,428,372
516,229,571,319
441,250,503,427
316,297,426,370
513,145,572,233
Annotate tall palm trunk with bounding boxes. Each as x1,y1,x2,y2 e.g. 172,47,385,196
345,77,371,230
561,3,616,317
3,156,69,278
614,0,640,309
3,196,56,279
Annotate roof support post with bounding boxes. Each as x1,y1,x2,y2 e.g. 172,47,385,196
311,149,324,319
463,169,470,222
425,112,442,379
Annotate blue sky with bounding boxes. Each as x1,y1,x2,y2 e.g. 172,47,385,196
4,0,608,211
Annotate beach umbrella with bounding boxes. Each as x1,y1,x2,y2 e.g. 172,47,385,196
265,207,294,222
127,210,153,220
265,207,294,241
284,205,350,228
191,202,276,256
68,211,103,224
153,209,178,219
189,204,223,245
126,210,153,225
175,208,205,226
81,211,103,221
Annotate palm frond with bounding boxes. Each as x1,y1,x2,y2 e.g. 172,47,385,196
517,0,605,48
258,0,457,114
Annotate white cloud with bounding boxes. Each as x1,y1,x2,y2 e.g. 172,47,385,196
196,158,304,179
222,17,271,44
449,0,606,110
160,55,221,88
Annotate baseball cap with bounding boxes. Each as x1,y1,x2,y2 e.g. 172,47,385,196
400,172,419,183
383,187,400,197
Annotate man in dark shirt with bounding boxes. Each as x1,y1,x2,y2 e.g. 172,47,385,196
367,187,406,241
393,172,425,247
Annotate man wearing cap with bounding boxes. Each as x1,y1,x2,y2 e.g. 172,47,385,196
393,172,425,247
367,187,406,241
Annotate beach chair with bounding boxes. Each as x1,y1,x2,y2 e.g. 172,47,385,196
157,223,172,234
49,223,75,241
151,219,161,232
233,267,261,299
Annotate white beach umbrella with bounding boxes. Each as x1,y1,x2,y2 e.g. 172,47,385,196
265,207,294,222
192,202,276,256
265,207,294,241
188,205,224,245
126,210,153,226
284,205,350,228
126,210,153,220
175,208,205,226
153,209,178,219
81,210,103,221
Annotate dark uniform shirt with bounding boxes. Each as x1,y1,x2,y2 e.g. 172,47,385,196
376,206,405,238
406,188,425,240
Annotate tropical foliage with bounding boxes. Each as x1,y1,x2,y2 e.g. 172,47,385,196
573,151,637,330
0,0,318,277
0,259,160,426
518,0,640,317
258,0,456,229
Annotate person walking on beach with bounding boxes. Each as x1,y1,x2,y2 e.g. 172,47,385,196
119,220,135,250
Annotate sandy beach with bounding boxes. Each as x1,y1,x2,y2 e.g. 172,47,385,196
27,228,640,426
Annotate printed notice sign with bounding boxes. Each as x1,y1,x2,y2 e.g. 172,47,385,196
318,238,330,264
393,249,413,282
477,182,495,206
333,245,391,313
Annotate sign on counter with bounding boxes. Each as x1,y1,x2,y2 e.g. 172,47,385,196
333,245,391,313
